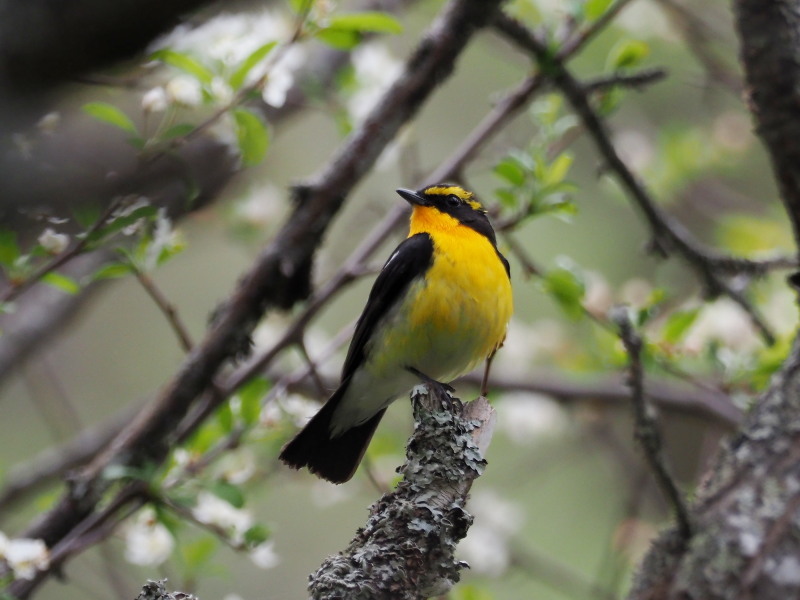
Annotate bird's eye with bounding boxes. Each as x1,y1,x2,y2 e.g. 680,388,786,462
446,194,461,207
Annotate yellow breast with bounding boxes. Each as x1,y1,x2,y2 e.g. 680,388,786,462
371,207,513,382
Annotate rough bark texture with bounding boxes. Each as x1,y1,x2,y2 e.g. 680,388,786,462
628,1,800,598
309,387,496,600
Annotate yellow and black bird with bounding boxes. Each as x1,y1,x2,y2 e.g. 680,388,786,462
279,184,513,483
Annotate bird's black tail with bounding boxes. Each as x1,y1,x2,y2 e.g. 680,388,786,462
278,383,386,484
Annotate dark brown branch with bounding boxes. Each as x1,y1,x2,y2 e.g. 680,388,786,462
734,0,800,257
628,3,800,597
612,307,694,544
492,12,791,345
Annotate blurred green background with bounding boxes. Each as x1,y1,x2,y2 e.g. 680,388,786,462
1,0,792,599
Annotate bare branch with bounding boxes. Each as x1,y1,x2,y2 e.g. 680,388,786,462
611,307,694,544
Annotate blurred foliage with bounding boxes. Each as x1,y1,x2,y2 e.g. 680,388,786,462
0,0,796,599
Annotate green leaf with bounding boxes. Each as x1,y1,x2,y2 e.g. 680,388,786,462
83,102,138,135
543,153,573,186
90,262,133,282
212,480,245,509
661,308,700,344
583,0,614,20
316,12,402,49
217,401,234,433
150,49,215,85
315,28,361,50
182,536,218,571
232,107,270,166
494,156,527,186
608,39,650,70
0,230,20,267
230,42,278,90
85,205,158,244
236,377,270,426
494,188,518,209
542,265,585,319
243,524,271,548
326,12,403,34
161,123,196,141
42,272,80,294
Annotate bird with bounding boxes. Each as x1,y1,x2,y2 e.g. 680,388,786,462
279,184,513,483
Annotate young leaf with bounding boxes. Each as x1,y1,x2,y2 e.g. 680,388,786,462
42,272,80,294
315,29,361,50
542,266,585,320
233,107,270,166
230,41,278,90
316,12,402,49
212,480,246,509
608,40,650,70
150,49,215,85
326,12,403,34
244,524,271,548
236,377,270,426
583,0,614,21
0,230,20,267
543,153,573,186
160,123,196,141
661,307,701,344
494,156,527,186
83,102,138,135
90,262,133,282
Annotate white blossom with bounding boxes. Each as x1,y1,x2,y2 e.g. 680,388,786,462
166,75,203,107
261,46,305,108
144,208,182,271
142,87,169,113
123,508,174,566
582,270,613,318
216,448,257,485
36,112,61,133
458,523,510,576
37,228,69,254
249,541,280,569
193,492,253,543
233,184,285,227
211,77,234,105
615,129,655,172
279,394,320,428
497,393,569,445
155,11,292,70
0,534,50,580
682,298,759,355
347,43,403,124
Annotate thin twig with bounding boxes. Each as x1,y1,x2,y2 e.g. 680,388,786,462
492,12,792,345
611,307,694,544
133,268,195,352
0,198,123,304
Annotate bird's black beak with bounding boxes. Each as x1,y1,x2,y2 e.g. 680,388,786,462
396,188,427,207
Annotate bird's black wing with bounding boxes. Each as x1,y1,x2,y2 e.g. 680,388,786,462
341,232,434,380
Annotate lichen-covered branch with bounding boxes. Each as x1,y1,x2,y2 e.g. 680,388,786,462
625,1,800,598
309,386,496,600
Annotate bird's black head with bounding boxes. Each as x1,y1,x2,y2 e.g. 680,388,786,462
396,184,497,245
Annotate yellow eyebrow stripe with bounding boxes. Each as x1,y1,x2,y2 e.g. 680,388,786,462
422,185,485,212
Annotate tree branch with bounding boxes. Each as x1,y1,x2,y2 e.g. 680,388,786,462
492,12,794,345
309,386,496,599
